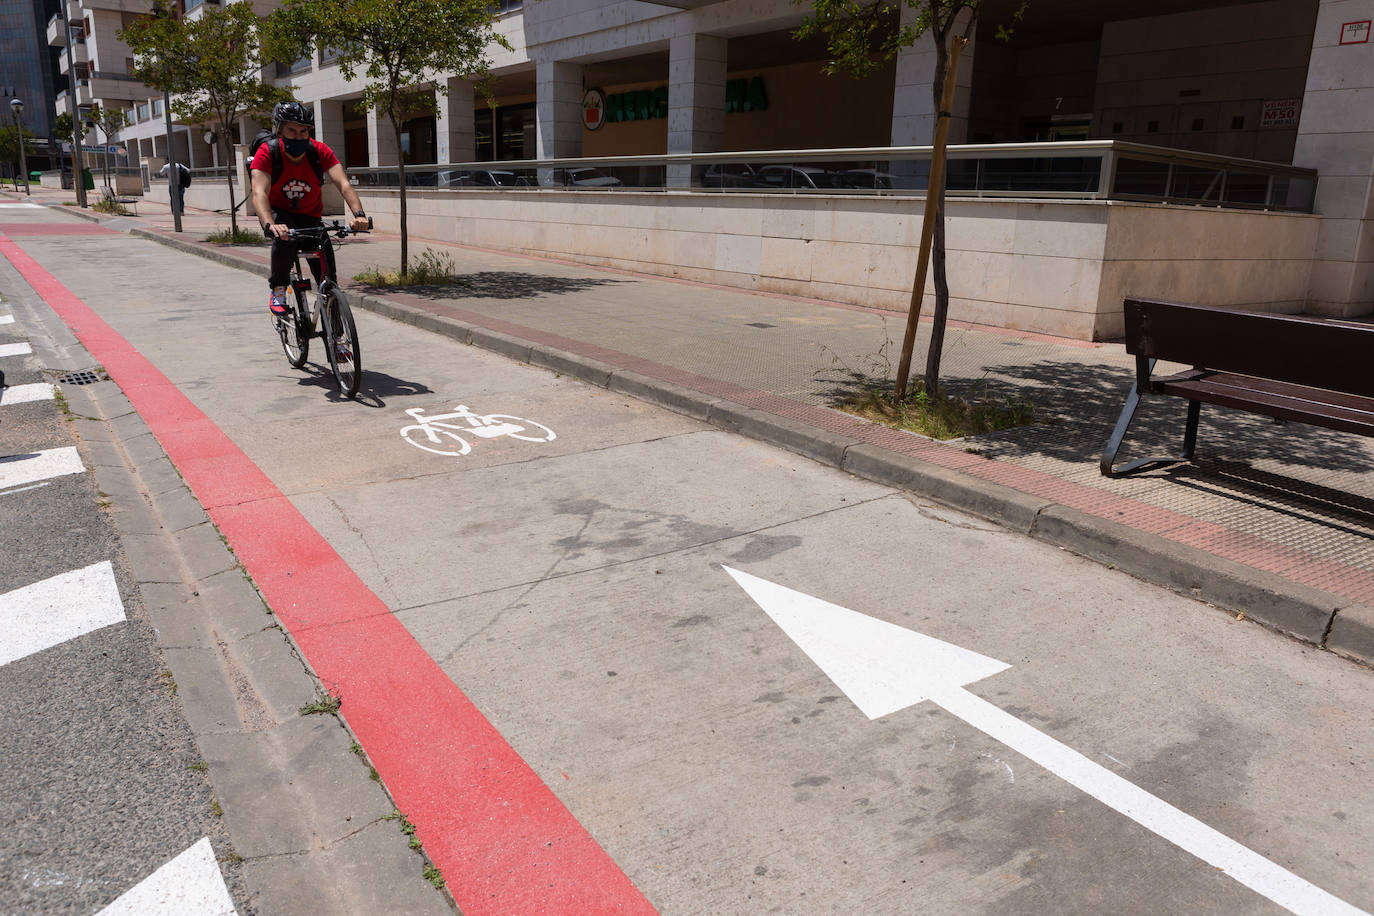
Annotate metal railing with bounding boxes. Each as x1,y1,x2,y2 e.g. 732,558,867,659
187,166,239,182
343,141,1318,212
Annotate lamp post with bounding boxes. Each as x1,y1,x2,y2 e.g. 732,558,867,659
9,98,29,196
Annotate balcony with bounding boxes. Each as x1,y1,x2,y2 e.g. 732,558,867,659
59,42,89,74
47,14,85,49
77,72,146,106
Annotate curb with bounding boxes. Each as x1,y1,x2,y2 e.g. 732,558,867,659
107,217,1371,668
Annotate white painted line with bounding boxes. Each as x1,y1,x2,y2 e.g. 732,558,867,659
0,446,84,490
0,314,14,324
0,202,43,209
96,837,237,916
0,561,125,667
0,342,34,358
1,382,56,405
725,566,1371,916
1,481,51,496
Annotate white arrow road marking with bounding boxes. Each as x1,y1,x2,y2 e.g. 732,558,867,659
0,561,125,667
1,382,56,405
0,446,84,491
0,341,34,358
95,837,237,916
723,566,1370,916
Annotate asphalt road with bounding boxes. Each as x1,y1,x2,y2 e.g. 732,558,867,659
2,201,1371,915
0,254,244,914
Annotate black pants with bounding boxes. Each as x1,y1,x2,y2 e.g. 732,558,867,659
268,210,324,289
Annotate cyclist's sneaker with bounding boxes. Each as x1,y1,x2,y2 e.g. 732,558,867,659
268,286,289,316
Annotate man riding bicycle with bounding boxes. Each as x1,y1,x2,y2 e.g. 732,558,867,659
252,100,370,316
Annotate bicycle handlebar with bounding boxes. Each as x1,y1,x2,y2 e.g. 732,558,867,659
266,218,374,240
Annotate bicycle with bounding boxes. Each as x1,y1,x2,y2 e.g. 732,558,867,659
400,404,556,456
272,218,371,399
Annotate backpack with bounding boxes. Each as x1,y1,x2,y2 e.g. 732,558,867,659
248,130,325,186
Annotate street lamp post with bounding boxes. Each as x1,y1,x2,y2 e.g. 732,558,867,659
9,98,29,196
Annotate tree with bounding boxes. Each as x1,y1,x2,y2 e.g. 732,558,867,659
264,0,510,276
120,1,292,235
0,123,33,187
797,0,1023,397
87,104,131,191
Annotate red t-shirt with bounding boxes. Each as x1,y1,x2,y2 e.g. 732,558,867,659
250,138,340,217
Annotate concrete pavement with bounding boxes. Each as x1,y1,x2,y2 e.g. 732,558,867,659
22,184,1370,666
4,190,1373,914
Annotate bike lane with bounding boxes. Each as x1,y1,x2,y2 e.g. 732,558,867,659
0,223,657,913
4,206,1373,915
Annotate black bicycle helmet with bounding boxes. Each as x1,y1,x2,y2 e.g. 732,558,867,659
273,100,315,133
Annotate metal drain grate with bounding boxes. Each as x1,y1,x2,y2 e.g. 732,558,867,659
57,370,104,386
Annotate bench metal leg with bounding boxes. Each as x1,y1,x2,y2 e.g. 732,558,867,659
1101,387,1202,478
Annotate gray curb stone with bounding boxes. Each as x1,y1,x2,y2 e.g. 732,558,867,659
1327,605,1374,666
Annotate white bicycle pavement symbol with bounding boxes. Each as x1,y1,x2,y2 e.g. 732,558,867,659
400,404,556,456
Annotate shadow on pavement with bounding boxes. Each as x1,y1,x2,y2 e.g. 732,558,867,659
416,271,631,300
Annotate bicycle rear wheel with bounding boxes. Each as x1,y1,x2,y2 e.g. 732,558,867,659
278,268,310,368
322,287,362,399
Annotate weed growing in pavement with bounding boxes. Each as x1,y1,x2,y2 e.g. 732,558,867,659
210,798,223,817
219,851,244,865
159,669,177,695
354,249,467,287
423,864,445,889
299,692,342,716
817,330,1036,440
91,196,131,216
204,227,268,246
187,760,209,772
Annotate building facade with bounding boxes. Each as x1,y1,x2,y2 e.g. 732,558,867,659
51,0,1374,335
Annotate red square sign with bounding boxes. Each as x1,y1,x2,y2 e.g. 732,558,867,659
1340,20,1370,44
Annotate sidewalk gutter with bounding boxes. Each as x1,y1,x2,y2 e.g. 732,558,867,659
85,215,1374,668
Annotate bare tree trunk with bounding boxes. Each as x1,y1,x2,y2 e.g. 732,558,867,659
393,117,408,276
223,137,238,236
924,191,950,394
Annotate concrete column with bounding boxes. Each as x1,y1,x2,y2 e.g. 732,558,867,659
367,107,399,167
890,6,977,147
1293,0,1374,317
666,34,727,188
314,98,345,153
437,78,475,164
535,58,583,164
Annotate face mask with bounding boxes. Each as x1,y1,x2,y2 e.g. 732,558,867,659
283,137,311,157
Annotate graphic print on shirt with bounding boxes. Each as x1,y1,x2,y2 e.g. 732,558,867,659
282,178,311,202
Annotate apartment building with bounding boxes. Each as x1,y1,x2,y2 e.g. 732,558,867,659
56,0,1374,337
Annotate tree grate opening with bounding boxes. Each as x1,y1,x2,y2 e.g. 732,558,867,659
57,370,104,386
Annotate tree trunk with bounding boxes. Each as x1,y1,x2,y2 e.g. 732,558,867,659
924,191,950,395
393,117,408,276
223,136,238,236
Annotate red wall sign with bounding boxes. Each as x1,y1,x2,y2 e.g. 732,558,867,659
1340,20,1370,44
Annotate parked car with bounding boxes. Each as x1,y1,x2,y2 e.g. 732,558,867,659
545,167,622,188
701,163,761,188
752,165,847,190
436,169,523,188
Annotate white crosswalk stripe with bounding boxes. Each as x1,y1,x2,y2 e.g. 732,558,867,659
96,837,237,916
0,561,126,667
0,314,14,325
0,341,34,358
0,446,84,490
1,382,56,405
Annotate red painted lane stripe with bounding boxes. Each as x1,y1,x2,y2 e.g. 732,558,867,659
0,235,658,916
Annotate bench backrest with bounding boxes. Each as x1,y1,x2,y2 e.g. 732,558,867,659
1123,298,1374,398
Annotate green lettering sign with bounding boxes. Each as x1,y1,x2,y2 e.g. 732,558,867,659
599,78,765,126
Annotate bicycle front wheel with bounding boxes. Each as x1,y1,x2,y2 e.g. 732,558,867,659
278,269,310,368
322,287,362,399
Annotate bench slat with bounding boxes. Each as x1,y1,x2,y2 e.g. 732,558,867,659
1124,299,1374,398
1155,370,1374,414
1157,375,1374,437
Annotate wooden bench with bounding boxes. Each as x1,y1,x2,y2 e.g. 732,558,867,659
1100,297,1374,477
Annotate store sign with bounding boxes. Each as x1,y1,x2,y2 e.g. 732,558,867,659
1260,99,1300,129
583,88,606,130
1340,20,1370,44
589,77,768,129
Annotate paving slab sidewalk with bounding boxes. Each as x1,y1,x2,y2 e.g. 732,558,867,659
14,185,1373,666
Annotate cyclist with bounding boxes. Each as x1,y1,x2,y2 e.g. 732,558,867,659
252,100,370,316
